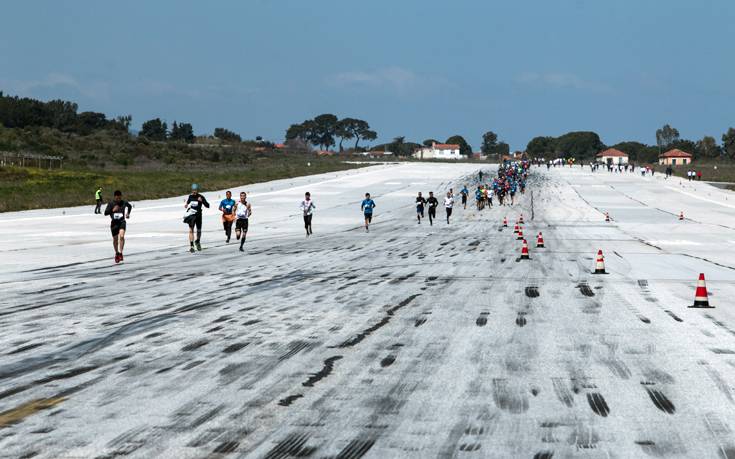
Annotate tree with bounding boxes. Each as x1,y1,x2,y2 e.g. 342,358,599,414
335,118,378,151
422,139,438,147
140,118,168,141
722,128,735,159
75,111,109,135
481,131,498,155
695,136,720,159
497,142,510,156
554,131,605,160
170,121,195,143
310,113,338,151
526,136,555,157
214,127,241,142
612,141,658,163
113,115,132,132
656,124,680,149
445,135,472,156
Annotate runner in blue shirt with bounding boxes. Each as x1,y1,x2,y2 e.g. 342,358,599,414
218,191,237,243
460,185,469,209
361,193,376,232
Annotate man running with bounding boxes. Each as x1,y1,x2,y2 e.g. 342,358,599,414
361,193,376,232
475,186,483,210
426,191,439,226
444,191,454,224
219,191,236,243
416,192,426,224
460,185,469,209
104,190,132,263
185,184,210,252
94,186,103,214
234,192,252,251
300,192,315,236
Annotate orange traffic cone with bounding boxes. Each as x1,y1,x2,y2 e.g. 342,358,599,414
536,232,545,248
605,212,610,222
503,216,508,227
520,239,530,259
517,228,524,240
519,214,524,224
689,273,713,308
679,211,684,221
592,250,606,274
514,224,519,234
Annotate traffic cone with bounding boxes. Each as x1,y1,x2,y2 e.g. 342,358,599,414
517,228,524,240
689,273,713,308
605,212,610,222
520,239,530,259
592,250,606,274
679,211,684,221
519,214,524,224
536,232,545,248
503,217,508,227
514,224,519,234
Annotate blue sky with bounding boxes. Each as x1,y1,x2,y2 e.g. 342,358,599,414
2,0,733,151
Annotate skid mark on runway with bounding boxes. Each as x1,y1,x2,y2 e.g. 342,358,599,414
303,355,343,387
576,282,595,297
476,312,488,327
644,386,676,414
492,378,529,413
335,294,420,348
586,392,609,417
551,378,574,407
699,360,734,403
263,432,317,459
334,437,376,459
525,286,539,298
515,312,527,327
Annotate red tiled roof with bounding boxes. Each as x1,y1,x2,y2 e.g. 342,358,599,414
660,149,692,158
596,148,627,158
434,144,460,149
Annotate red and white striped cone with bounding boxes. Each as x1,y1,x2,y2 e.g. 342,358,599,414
513,224,519,234
592,249,606,274
520,239,530,259
503,217,508,227
536,232,545,248
605,212,610,222
679,211,684,221
517,228,524,241
689,273,713,308
519,214,524,224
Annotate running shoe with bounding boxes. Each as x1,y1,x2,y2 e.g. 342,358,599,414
114,253,121,263
190,246,195,253
195,241,202,251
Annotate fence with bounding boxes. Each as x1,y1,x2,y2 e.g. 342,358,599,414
0,151,63,169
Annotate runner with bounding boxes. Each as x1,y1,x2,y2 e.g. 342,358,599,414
475,186,483,211
361,193,376,232
218,191,236,243
184,184,210,253
426,191,439,226
94,186,103,214
444,191,454,224
103,190,132,263
415,192,426,224
234,192,252,251
460,185,468,209
300,192,315,236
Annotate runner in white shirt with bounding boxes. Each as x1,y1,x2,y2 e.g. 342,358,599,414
444,192,454,224
234,192,252,252
300,192,315,237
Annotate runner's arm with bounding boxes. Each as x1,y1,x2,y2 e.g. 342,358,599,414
103,202,113,216
125,202,132,218
201,196,210,208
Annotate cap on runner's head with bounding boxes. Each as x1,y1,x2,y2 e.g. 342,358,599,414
191,183,199,191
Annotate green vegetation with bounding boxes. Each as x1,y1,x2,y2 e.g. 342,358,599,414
0,155,364,212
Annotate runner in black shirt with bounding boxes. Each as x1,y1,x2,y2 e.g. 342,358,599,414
426,192,439,226
415,192,426,224
184,183,210,252
104,190,132,263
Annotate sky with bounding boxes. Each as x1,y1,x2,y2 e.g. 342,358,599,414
2,0,733,151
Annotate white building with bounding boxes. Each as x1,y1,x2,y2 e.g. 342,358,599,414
413,143,462,160
596,148,629,165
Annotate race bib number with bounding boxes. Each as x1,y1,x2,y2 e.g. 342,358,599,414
113,212,124,220
190,201,199,207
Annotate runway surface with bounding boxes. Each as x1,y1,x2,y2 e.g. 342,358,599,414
1,162,735,458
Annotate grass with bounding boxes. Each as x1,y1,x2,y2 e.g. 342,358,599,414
0,155,365,212
654,160,735,184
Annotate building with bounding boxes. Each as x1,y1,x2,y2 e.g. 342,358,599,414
413,142,462,160
596,148,629,165
659,149,692,166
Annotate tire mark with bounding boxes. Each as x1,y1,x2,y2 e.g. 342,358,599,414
525,286,539,298
336,294,420,348
645,387,675,414
586,392,610,417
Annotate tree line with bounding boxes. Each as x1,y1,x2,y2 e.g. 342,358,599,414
285,114,378,151
526,124,735,163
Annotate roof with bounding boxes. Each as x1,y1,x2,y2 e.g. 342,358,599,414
660,148,693,158
596,148,628,158
433,144,460,150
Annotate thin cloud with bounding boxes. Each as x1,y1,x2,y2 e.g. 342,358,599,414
1,73,110,100
327,67,450,93
516,71,612,93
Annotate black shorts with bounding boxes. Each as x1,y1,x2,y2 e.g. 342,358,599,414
111,220,126,237
303,214,313,226
446,207,453,217
428,207,436,218
236,218,249,232
461,195,467,204
188,213,203,230
364,213,373,223
416,205,424,214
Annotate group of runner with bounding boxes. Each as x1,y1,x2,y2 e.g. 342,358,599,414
98,160,531,263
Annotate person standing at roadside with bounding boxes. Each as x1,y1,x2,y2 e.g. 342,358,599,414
218,191,236,243
300,192,315,236
361,193,376,232
185,184,210,252
234,192,252,251
104,190,132,263
94,187,103,214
